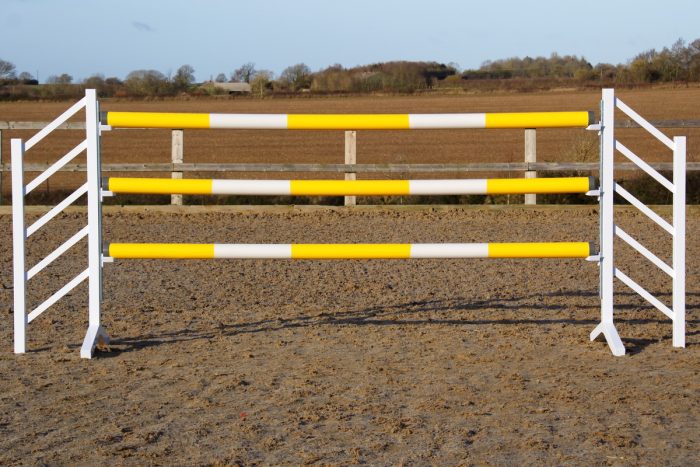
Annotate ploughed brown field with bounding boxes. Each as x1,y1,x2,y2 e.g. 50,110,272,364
0,87,698,198
0,205,698,464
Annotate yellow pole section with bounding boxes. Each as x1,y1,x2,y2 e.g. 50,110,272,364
109,243,216,259
290,180,410,196
108,178,214,195
486,177,591,194
485,112,592,129
488,242,591,258
106,112,210,129
292,244,412,259
287,114,410,130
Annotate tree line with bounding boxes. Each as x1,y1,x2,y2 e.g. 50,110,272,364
1,37,699,100
465,39,700,84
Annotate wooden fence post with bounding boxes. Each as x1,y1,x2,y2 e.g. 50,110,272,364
524,129,536,205
344,130,356,206
171,129,183,205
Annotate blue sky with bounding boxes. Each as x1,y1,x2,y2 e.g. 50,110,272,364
2,0,698,82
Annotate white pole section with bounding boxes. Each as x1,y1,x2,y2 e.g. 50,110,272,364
11,138,27,354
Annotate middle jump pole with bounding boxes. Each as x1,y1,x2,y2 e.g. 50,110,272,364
106,177,595,196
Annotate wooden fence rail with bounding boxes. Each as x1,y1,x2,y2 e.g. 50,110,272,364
3,162,699,173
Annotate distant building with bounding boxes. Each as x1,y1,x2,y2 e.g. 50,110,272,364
207,82,252,94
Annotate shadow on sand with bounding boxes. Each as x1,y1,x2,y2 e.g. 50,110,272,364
95,289,699,358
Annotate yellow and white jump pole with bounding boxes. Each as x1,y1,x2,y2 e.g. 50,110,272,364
102,111,594,130
107,242,594,260
106,177,595,196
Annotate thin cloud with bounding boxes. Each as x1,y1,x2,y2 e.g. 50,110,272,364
132,21,154,32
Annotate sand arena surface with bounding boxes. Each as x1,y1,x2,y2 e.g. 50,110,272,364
0,206,698,464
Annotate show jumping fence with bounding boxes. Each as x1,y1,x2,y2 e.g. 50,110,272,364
10,89,686,359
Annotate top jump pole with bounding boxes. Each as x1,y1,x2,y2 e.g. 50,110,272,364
101,111,595,130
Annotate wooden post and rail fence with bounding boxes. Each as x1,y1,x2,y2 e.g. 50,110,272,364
1,120,698,206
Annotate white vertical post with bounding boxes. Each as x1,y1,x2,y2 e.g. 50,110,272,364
171,129,184,206
672,136,686,348
86,89,101,324
81,89,108,358
600,89,615,326
591,88,625,356
11,138,27,354
524,129,536,205
344,130,356,206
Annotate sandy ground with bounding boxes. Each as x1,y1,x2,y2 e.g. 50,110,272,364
0,205,697,465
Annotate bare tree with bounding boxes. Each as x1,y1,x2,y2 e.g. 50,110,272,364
125,69,169,96
215,73,227,83
250,69,274,96
231,62,256,83
18,71,34,81
83,74,107,93
0,59,17,79
173,64,195,90
280,63,311,90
